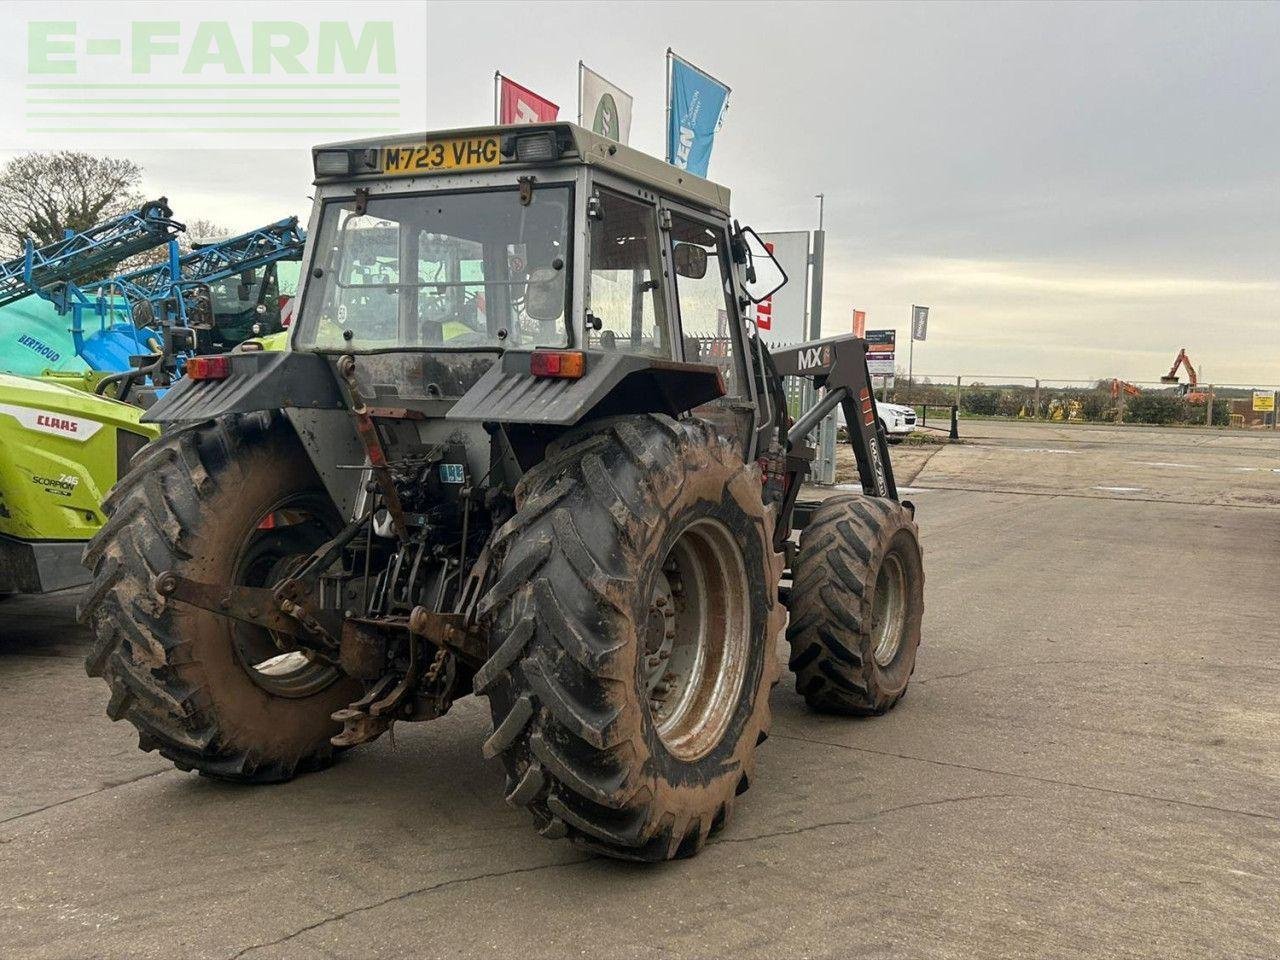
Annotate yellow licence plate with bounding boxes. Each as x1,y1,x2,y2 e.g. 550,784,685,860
381,136,501,176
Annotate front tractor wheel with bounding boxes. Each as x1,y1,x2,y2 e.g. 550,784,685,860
80,413,360,782
476,415,784,861
786,494,923,715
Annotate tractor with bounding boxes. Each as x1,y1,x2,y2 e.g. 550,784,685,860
81,123,924,861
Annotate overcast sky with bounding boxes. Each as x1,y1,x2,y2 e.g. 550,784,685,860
7,1,1279,384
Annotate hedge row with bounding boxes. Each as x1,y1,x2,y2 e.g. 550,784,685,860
898,382,1230,426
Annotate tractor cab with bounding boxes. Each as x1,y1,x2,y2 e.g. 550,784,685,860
292,123,787,456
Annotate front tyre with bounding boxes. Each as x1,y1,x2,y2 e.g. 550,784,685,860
786,494,923,715
475,415,784,861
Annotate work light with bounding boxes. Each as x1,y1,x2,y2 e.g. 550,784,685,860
314,151,351,176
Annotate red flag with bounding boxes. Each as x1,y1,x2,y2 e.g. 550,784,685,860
498,75,559,125
852,309,866,338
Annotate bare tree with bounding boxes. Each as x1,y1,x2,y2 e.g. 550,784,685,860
181,218,231,249
0,152,145,259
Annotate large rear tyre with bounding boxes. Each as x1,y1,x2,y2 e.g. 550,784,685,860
786,494,923,715
80,413,361,782
476,415,784,861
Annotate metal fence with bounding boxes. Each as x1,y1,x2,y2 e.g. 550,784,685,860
890,375,1280,429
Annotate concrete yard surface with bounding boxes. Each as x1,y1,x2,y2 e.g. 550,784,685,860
2,420,1278,959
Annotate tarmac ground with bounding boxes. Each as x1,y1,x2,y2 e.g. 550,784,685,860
2,419,1277,959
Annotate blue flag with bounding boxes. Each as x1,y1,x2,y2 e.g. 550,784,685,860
666,54,730,178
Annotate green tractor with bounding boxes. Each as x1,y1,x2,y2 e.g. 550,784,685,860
0,373,157,596
81,123,924,861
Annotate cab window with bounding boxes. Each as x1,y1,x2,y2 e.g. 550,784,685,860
669,213,741,395
586,190,671,357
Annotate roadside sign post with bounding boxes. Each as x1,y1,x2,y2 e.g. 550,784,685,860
866,329,896,402
1252,390,1276,428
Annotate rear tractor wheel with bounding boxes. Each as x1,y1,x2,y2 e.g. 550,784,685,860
80,413,360,782
787,494,923,715
476,415,785,861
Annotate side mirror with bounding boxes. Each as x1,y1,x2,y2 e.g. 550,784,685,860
525,267,565,322
672,242,708,280
733,225,787,304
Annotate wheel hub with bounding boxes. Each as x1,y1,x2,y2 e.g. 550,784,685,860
871,552,907,667
643,571,677,697
229,500,343,698
642,518,750,762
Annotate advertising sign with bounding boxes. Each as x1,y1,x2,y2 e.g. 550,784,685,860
754,231,810,344
578,62,633,144
666,51,730,177
911,304,930,341
496,73,558,125
1253,391,1275,413
865,328,896,376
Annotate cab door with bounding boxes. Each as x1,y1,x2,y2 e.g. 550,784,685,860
660,200,759,455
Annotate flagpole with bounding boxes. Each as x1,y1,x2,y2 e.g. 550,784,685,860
908,305,916,402
664,48,673,164
577,60,584,125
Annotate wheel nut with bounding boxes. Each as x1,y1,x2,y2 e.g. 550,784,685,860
655,596,667,608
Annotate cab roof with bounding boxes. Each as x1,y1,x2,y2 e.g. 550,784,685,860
312,122,731,214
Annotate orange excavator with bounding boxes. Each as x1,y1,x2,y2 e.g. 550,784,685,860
1109,379,1140,422
1160,348,1212,403
1110,379,1140,400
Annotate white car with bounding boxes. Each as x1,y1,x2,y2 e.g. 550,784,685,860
836,401,917,443
876,402,918,443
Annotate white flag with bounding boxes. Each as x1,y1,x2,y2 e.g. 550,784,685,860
578,62,634,145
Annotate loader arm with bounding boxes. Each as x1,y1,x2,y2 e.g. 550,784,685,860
770,334,897,502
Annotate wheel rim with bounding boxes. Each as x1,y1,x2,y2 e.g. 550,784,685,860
229,493,342,698
644,518,750,762
872,552,907,667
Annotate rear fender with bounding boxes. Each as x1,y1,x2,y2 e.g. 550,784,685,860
446,350,724,426
141,351,344,424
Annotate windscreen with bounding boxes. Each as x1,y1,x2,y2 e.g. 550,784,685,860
296,186,571,351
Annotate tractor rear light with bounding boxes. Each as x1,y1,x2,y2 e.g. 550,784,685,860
530,350,585,379
187,355,231,380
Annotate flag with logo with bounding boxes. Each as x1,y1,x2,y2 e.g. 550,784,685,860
911,305,930,341
578,62,633,144
665,51,730,177
496,73,559,125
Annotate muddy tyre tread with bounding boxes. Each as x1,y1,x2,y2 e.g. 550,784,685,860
79,413,341,784
786,494,923,715
477,414,784,861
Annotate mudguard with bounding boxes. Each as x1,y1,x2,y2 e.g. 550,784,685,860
446,350,724,426
141,351,344,423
